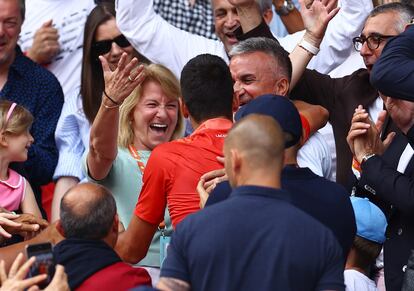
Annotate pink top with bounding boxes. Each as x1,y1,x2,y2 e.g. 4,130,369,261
0,169,26,211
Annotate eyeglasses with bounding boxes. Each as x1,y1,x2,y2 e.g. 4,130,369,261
92,34,131,56
352,34,395,51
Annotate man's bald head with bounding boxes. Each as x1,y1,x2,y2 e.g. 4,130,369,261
224,114,285,181
60,183,116,240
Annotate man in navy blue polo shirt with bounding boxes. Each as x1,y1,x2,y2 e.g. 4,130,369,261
158,114,345,291
204,94,356,260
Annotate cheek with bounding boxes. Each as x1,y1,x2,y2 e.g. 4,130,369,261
167,109,179,125
123,46,135,60
215,20,224,35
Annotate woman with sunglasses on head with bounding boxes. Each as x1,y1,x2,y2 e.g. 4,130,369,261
52,3,147,222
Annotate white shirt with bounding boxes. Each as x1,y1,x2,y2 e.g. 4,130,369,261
344,269,378,291
116,0,372,78
19,0,95,99
53,90,91,181
298,131,334,181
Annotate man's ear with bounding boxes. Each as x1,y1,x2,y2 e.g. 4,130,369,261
274,78,290,96
231,149,242,176
263,8,274,24
113,213,120,233
232,94,240,114
56,220,65,237
180,98,189,118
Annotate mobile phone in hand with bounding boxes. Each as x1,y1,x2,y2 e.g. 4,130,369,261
26,242,55,288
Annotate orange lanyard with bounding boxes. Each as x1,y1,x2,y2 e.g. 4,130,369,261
128,144,146,174
129,144,167,230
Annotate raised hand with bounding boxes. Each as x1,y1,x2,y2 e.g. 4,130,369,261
100,53,145,105
347,105,395,163
299,0,340,45
26,20,60,65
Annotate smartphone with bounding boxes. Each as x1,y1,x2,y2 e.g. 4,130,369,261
25,242,55,289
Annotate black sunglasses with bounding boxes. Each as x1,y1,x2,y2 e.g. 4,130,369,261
92,34,131,56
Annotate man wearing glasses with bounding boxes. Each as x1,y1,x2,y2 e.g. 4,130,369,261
290,3,414,188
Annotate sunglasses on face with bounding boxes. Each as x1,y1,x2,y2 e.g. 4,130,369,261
352,33,395,51
92,34,131,56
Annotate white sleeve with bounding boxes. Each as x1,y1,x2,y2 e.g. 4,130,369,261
278,0,372,74
297,132,333,180
307,0,373,74
115,0,229,78
53,91,87,181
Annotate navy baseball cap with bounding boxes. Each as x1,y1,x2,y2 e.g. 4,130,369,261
235,94,302,148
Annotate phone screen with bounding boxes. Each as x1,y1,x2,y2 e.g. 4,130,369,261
26,243,55,288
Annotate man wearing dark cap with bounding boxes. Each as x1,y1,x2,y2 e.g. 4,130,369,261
205,94,356,259
158,114,345,291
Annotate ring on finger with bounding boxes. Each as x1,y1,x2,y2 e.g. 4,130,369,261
128,75,134,82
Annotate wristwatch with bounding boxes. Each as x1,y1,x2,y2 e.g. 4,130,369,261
276,0,295,16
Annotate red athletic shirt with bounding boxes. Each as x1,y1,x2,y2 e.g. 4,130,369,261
135,118,233,227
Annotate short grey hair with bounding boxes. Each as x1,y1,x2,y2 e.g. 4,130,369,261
211,0,272,14
369,2,414,33
229,37,292,82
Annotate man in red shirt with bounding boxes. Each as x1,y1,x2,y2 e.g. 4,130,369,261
54,183,151,290
116,54,236,264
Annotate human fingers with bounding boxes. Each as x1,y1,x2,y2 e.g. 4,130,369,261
41,19,53,28
38,29,59,41
349,121,370,132
18,223,40,234
15,257,37,279
347,128,369,141
115,52,128,73
0,212,20,220
0,260,7,284
123,57,140,78
19,274,48,290
99,55,111,73
375,110,387,132
324,0,338,14
351,112,369,123
325,6,340,23
216,156,225,165
200,168,226,182
8,253,24,278
17,215,48,229
0,226,12,238
45,265,69,291
197,179,209,209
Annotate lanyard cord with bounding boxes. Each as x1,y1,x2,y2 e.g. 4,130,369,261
128,144,146,174
128,144,167,231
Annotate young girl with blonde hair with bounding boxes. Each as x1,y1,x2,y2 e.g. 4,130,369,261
0,101,41,218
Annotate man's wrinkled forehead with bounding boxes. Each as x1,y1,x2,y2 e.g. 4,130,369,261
211,0,234,11
361,12,399,37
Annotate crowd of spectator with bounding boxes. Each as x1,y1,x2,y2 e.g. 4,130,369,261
0,0,414,290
